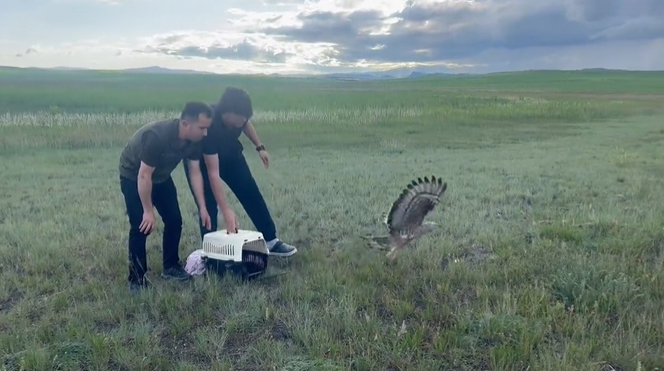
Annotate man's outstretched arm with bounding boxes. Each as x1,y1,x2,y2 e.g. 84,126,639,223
186,159,209,215
202,154,233,213
242,121,262,148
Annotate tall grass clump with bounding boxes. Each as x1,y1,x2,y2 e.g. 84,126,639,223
0,95,640,154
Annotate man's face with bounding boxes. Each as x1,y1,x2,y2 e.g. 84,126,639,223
221,112,248,128
183,114,212,141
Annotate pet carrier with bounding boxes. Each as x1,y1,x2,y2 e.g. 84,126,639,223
201,229,270,281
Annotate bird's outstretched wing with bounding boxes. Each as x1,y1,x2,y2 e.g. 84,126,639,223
384,176,447,237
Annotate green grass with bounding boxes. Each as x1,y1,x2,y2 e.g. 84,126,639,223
1,67,664,114
1,69,664,371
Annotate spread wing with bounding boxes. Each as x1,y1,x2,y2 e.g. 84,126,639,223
384,176,447,236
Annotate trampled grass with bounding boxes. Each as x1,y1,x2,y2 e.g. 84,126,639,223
1,70,664,371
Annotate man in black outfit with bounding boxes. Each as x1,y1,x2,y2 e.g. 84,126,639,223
183,87,297,257
118,101,219,292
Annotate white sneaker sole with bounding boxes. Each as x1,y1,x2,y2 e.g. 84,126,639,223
269,248,298,257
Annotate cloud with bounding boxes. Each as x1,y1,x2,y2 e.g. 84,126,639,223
15,47,38,58
129,0,664,72
147,41,290,64
4,0,664,73
134,30,340,66
251,0,664,64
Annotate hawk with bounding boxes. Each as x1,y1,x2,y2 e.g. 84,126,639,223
382,175,448,260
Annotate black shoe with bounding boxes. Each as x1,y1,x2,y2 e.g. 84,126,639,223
269,240,298,257
161,265,192,281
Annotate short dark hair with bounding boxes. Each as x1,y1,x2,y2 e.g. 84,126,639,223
180,101,213,122
216,87,253,118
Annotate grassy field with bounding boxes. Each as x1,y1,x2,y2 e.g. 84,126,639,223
1,68,664,371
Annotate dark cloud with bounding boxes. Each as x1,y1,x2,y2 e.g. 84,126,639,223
464,38,664,73
262,10,385,44
15,47,37,57
258,0,664,65
136,0,664,71
139,38,291,63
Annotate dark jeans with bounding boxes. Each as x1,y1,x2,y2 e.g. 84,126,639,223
120,175,183,283
182,152,277,241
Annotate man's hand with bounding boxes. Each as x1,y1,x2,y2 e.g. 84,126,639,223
199,207,211,230
258,149,270,169
221,207,239,233
140,210,155,234
243,122,269,169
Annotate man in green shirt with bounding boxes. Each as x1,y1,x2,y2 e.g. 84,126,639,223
118,101,220,292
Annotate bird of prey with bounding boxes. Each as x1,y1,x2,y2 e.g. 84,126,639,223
382,175,448,260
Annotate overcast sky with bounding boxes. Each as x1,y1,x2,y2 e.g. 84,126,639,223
1,0,663,74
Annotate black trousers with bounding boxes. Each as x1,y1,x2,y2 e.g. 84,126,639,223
182,152,277,241
120,175,183,283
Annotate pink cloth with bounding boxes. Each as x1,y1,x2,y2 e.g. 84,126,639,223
185,249,207,276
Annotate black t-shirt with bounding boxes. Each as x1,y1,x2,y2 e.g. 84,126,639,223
201,103,247,160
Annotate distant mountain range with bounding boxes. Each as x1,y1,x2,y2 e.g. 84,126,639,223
0,64,459,80
0,65,647,81
46,65,218,75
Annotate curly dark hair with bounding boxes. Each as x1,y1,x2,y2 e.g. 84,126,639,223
216,87,253,119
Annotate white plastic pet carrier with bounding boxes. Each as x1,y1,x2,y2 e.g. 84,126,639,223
201,229,270,280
